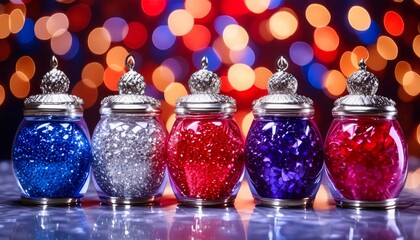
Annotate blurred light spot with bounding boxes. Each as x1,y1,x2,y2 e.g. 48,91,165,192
245,0,269,14
66,3,91,32
82,62,104,88
62,33,79,60
10,71,30,98
0,40,11,61
166,113,176,132
305,4,330,28
0,84,5,106
268,0,283,9
162,57,189,81
289,41,314,66
183,24,211,51
56,0,76,3
88,27,111,55
314,26,339,52
348,5,371,31
103,67,124,92
269,9,298,40
104,17,128,42
106,46,129,72
340,51,357,77
254,66,272,90
9,8,25,34
307,63,327,89
221,0,249,16
220,75,233,92
214,15,237,35
405,169,420,189
366,45,387,71
185,0,211,18
413,35,420,58
124,22,147,49
0,14,11,39
164,82,188,106
323,70,347,97
16,56,35,80
51,30,72,56
192,47,222,71
417,124,420,145
16,18,35,44
168,9,194,36
223,24,249,51
258,19,273,42
152,25,175,50
34,16,51,40
356,20,380,45
47,13,69,36
152,65,175,92
403,71,420,96
229,46,255,65
377,35,398,60
395,61,411,84
241,111,254,136
398,86,415,102
71,80,98,109
384,11,404,36
228,64,255,91
415,0,420,5
351,46,369,67
141,0,166,16
213,36,232,65
313,44,337,63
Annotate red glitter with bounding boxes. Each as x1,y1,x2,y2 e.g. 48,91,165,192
167,117,244,201
325,118,407,201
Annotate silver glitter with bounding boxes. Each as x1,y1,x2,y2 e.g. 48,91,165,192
92,115,167,198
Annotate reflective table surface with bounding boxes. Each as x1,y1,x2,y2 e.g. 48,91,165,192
1,160,420,240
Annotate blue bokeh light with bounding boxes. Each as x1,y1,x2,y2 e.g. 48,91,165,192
289,41,314,66
152,25,176,50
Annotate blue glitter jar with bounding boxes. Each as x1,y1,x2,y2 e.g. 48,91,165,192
12,56,92,205
245,57,324,207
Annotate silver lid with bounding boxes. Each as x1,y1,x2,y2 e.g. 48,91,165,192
100,54,161,115
253,56,314,116
333,59,396,117
175,56,236,114
24,56,84,117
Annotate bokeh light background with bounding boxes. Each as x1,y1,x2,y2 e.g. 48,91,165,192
0,0,419,167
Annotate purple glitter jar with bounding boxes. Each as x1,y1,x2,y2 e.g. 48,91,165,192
245,57,324,207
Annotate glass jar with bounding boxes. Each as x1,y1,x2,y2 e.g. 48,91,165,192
324,59,408,209
91,55,167,205
12,56,92,205
167,57,245,206
245,57,324,207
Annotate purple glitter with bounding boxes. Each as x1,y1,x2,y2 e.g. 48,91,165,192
245,117,323,199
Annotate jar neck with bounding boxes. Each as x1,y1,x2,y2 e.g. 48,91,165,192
24,115,83,121
334,115,396,121
101,112,160,118
253,114,313,121
176,112,234,120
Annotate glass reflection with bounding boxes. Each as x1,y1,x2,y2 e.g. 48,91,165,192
169,206,245,239
12,206,90,239
91,206,168,239
248,207,329,239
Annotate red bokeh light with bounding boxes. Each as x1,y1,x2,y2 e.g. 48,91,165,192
141,0,166,17
384,11,404,36
124,22,148,49
66,3,91,32
182,24,211,51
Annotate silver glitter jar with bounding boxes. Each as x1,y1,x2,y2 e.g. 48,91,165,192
12,56,92,206
91,55,167,205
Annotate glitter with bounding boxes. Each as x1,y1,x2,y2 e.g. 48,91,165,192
12,117,92,198
92,114,167,199
167,116,244,202
245,117,323,200
325,118,407,201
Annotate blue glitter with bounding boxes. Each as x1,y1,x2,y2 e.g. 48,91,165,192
245,117,324,199
12,117,92,198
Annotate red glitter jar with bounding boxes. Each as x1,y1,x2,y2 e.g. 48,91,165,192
325,60,408,209
167,57,245,207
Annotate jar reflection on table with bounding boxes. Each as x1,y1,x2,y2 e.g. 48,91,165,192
12,206,90,239
91,206,168,239
169,206,245,240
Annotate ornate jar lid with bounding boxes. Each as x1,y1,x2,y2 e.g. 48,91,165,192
100,54,161,114
253,56,314,116
333,59,396,117
24,56,84,117
175,56,236,115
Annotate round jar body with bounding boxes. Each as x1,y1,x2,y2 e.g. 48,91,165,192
91,113,167,205
324,116,407,208
245,115,324,207
12,116,92,204
167,113,245,206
